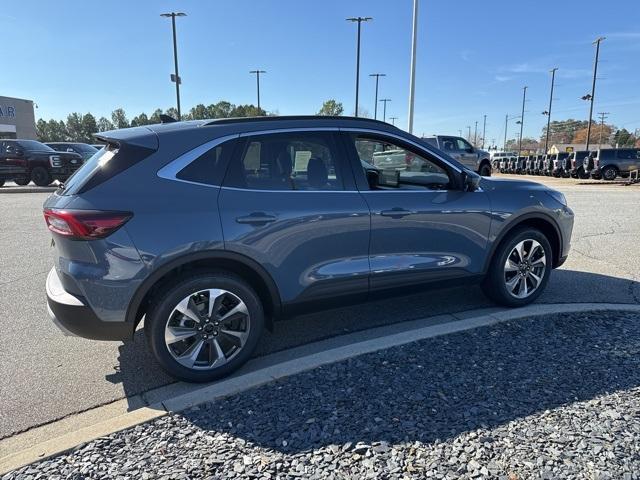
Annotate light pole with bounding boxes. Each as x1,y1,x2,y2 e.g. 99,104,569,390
473,121,478,146
379,98,391,122
466,126,471,141
518,86,527,157
369,73,386,119
482,114,487,149
249,70,266,112
389,116,398,125
584,36,605,151
503,114,521,151
407,0,419,133
161,12,186,119
542,67,558,154
347,16,372,117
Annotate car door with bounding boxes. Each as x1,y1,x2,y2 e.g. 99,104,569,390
218,129,371,311
342,131,492,291
616,149,640,173
454,138,478,169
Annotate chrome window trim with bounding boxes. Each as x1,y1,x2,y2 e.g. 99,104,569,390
156,133,240,187
220,186,358,193
238,127,340,137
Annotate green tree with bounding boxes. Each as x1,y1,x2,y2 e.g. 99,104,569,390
209,101,233,118
36,119,48,141
230,104,266,117
540,119,589,145
613,128,636,147
111,108,129,129
66,113,84,141
81,113,98,142
165,107,179,120
130,113,150,127
188,104,209,120
317,99,344,116
149,109,164,124
97,117,114,132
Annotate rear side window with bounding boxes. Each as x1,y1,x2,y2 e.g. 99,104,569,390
176,140,235,186
224,132,345,191
616,149,639,160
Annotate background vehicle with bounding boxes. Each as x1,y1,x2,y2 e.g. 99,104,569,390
569,151,591,178
46,142,98,161
422,135,492,176
371,148,409,170
0,140,30,187
533,155,546,175
1,139,83,186
491,151,516,171
44,116,573,382
551,152,571,177
589,148,640,180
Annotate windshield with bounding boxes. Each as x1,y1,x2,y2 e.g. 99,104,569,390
18,140,55,152
60,145,117,195
71,144,98,153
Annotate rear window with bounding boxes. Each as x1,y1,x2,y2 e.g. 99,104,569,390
60,141,155,195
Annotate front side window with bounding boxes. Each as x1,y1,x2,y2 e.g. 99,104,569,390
456,139,473,151
352,135,451,191
225,132,343,191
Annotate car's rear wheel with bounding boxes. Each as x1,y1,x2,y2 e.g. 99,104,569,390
145,272,264,382
31,167,52,187
601,165,618,181
479,163,491,177
482,228,552,307
14,177,30,186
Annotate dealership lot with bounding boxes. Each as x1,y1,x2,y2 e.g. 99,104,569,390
0,178,639,444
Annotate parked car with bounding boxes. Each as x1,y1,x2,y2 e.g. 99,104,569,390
1,139,83,186
44,116,574,382
0,140,30,187
524,155,537,174
550,152,571,177
46,142,98,161
588,148,640,180
491,151,516,171
371,148,409,171
533,155,546,175
421,135,492,176
568,151,591,178
498,153,515,173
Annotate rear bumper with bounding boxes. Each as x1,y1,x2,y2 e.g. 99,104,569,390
46,267,132,341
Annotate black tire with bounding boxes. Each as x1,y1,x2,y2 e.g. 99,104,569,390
145,271,264,383
601,165,618,181
478,162,492,177
31,167,52,187
14,177,30,186
481,228,552,308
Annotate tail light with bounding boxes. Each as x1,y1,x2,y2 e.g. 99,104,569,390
43,209,132,240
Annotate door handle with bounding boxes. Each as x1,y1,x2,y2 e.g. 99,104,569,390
235,213,277,225
380,208,415,218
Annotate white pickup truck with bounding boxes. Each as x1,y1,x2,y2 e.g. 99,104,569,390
422,135,492,176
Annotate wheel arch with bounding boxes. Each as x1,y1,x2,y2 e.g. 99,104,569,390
127,251,282,332
485,213,562,272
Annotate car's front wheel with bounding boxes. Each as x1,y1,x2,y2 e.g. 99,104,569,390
482,228,552,307
145,271,264,382
31,167,52,187
478,163,492,177
601,165,618,181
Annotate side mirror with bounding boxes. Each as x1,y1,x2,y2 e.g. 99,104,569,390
461,170,481,191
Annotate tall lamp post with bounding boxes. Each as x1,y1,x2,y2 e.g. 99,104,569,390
482,114,487,149
249,70,266,112
369,73,386,119
346,16,372,117
517,86,527,157
161,12,186,119
379,98,391,122
466,126,471,141
583,36,605,151
542,68,558,154
407,0,419,133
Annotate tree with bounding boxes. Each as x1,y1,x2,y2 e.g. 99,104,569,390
317,99,344,116
130,113,150,127
540,119,588,145
111,108,129,129
572,124,613,145
36,119,48,141
81,113,97,142
505,138,540,152
66,113,84,142
149,109,164,124
165,107,179,120
97,117,114,132
612,128,636,147
188,104,209,120
230,104,266,117
209,101,233,118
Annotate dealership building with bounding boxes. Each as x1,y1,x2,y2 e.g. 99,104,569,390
0,95,37,140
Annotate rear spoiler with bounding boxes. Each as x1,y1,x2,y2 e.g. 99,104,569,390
93,126,159,151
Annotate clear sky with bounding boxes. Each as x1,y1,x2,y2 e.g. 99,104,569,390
2,0,639,145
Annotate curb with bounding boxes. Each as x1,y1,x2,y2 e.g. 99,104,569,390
0,187,57,194
1,302,639,474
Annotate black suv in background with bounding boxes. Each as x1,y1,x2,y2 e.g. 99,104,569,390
1,140,83,186
589,148,640,180
46,142,98,161
568,151,591,178
0,141,29,186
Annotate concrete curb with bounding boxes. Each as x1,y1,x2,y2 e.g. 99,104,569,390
1,302,639,474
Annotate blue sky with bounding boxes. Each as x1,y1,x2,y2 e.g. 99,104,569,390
2,0,639,144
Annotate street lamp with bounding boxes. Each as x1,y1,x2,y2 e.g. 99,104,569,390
407,0,419,133
518,86,527,157
369,73,386,119
543,68,558,154
379,98,391,122
346,16,372,117
249,70,267,113
584,36,606,150
160,12,186,119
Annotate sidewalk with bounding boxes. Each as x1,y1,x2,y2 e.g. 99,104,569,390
4,310,640,479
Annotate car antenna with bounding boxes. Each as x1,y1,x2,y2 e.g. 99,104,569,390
159,114,178,123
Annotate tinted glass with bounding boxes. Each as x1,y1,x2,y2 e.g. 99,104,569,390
225,132,344,191
352,135,451,190
616,149,638,160
17,140,55,152
177,140,234,186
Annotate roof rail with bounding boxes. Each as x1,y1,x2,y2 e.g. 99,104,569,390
201,115,399,128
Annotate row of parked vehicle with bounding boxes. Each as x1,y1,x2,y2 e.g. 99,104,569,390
0,139,102,187
492,148,640,180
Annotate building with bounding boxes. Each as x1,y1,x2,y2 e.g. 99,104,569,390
0,96,37,140
549,143,611,154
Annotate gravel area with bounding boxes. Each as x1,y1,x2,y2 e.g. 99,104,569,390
5,310,640,479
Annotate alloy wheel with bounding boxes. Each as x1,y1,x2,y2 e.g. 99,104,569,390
503,239,546,299
164,289,250,370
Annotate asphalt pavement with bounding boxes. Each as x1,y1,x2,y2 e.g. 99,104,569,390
0,177,639,441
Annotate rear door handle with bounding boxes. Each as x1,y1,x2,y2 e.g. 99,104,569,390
380,208,415,218
235,213,278,225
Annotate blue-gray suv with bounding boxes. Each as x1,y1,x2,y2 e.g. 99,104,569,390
44,116,574,382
